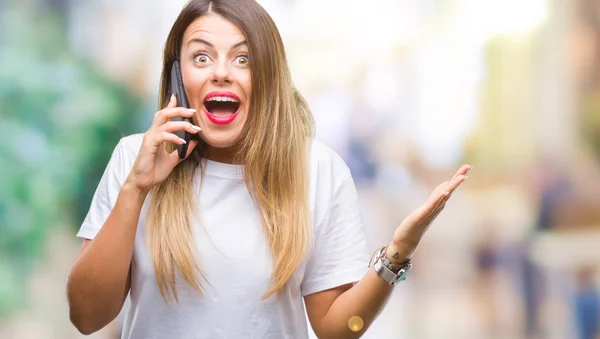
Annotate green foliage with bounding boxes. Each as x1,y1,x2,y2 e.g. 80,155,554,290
0,4,144,317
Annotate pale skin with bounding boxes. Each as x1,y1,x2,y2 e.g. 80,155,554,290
66,13,471,338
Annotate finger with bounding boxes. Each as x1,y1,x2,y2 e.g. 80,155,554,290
437,174,466,199
184,139,199,159
167,138,199,164
155,94,178,118
160,121,202,135
185,139,198,158
167,93,177,109
154,131,187,147
430,180,449,201
153,107,196,127
451,164,472,181
429,188,452,215
416,187,448,221
447,174,468,194
424,170,468,218
154,106,195,122
425,179,462,224
420,168,471,228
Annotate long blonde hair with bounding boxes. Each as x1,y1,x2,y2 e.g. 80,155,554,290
147,0,315,303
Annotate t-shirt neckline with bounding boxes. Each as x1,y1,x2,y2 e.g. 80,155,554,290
202,158,245,179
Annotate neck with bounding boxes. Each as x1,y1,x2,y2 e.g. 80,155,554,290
204,145,240,164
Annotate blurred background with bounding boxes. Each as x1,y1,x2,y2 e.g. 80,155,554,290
1,0,599,338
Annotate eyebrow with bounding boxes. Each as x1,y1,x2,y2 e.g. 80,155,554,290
186,38,247,49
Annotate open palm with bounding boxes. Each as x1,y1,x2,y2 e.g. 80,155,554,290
387,164,472,263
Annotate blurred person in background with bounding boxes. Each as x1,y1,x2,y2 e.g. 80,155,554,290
572,267,599,339
64,0,471,338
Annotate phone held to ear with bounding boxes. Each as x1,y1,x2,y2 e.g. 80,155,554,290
170,60,192,159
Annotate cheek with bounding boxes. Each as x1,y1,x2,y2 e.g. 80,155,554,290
245,75,252,100
234,69,252,101
182,69,210,105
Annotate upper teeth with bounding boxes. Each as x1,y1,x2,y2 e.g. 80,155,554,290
207,96,238,103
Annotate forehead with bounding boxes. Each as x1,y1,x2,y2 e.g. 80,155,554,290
182,14,246,46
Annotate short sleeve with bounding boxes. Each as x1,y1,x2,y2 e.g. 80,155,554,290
301,175,370,296
76,139,127,240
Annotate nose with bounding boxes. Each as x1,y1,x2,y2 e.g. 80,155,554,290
210,60,232,85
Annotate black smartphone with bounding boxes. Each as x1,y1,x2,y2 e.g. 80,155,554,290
170,60,192,159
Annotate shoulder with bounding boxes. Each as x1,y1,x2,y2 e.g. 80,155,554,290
309,139,352,183
118,133,144,158
308,139,354,213
104,133,143,178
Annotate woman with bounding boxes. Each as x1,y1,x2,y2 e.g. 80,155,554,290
66,0,470,338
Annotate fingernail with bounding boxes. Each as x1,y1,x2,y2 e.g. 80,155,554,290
192,125,201,131
179,138,186,144
464,175,469,181
445,191,450,196
170,93,175,101
187,108,197,113
467,166,473,173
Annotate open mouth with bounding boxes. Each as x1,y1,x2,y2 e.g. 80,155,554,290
204,96,240,119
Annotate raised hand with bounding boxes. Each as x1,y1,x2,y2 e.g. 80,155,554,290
386,164,472,263
125,94,201,193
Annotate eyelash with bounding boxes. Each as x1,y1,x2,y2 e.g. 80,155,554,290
192,52,249,65
193,52,210,64
236,55,249,65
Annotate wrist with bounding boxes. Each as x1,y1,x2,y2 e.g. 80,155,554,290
121,180,150,202
124,172,154,195
385,243,412,265
369,246,413,286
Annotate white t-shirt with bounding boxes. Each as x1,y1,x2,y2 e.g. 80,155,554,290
77,134,370,339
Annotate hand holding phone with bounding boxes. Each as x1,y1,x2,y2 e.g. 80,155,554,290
170,60,193,159
128,96,198,191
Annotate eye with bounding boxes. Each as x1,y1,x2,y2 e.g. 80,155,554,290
193,53,211,64
235,55,249,65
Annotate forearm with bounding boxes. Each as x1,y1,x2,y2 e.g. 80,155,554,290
315,165,470,338
66,182,146,333
317,267,394,339
317,242,413,339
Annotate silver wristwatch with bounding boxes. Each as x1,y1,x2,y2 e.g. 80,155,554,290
368,246,412,286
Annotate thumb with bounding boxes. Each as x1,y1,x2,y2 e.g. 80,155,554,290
183,139,199,159
167,138,199,165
